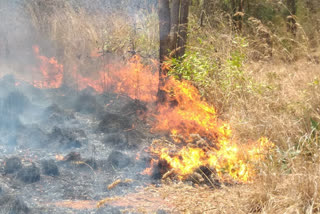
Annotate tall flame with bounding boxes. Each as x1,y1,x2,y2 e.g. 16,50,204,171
150,77,274,182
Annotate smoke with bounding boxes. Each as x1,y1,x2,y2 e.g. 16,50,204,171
0,0,37,68
0,0,158,165
0,0,158,76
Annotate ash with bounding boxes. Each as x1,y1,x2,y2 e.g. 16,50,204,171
0,75,156,213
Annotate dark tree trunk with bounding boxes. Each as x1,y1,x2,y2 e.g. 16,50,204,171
159,0,171,64
170,0,180,57
177,0,190,58
157,0,190,102
158,0,171,102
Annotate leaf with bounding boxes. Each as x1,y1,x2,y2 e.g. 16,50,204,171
310,118,319,131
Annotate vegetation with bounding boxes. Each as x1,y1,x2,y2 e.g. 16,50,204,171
2,0,320,212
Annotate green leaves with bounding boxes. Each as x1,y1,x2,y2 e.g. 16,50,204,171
167,35,271,99
311,118,319,131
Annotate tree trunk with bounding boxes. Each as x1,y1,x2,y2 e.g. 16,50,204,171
157,0,190,102
158,0,171,103
170,0,180,57
159,0,171,64
177,0,190,58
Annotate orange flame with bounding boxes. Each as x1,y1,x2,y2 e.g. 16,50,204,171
73,55,158,102
141,159,158,176
29,46,158,102
150,77,274,182
32,45,64,88
28,45,273,182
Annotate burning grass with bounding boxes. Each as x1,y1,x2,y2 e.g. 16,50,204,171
25,45,275,183
2,1,320,213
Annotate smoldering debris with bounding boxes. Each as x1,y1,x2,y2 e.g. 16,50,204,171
74,94,103,115
41,160,60,176
0,194,30,214
4,157,22,174
17,163,41,184
0,1,169,213
98,113,133,133
49,126,83,149
0,74,158,213
107,150,131,169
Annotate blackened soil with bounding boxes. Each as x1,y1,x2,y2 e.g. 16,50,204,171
0,79,156,213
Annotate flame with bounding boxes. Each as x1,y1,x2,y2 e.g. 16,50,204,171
73,55,158,102
141,159,158,176
32,46,64,88
55,154,64,161
152,78,219,139
150,77,274,182
27,45,273,182
135,153,141,160
30,46,157,102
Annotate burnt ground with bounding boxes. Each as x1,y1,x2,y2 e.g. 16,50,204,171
0,75,162,213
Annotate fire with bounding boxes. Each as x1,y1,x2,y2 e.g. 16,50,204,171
28,45,273,182
73,55,158,102
30,46,157,103
55,154,64,161
141,159,158,176
32,45,64,88
150,77,274,182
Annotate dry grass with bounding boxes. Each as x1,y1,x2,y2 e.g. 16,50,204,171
19,1,320,213
25,0,99,62
97,162,320,213
24,0,158,79
185,13,320,147
228,61,320,146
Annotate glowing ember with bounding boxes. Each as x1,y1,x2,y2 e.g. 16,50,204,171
55,154,64,161
32,45,64,88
